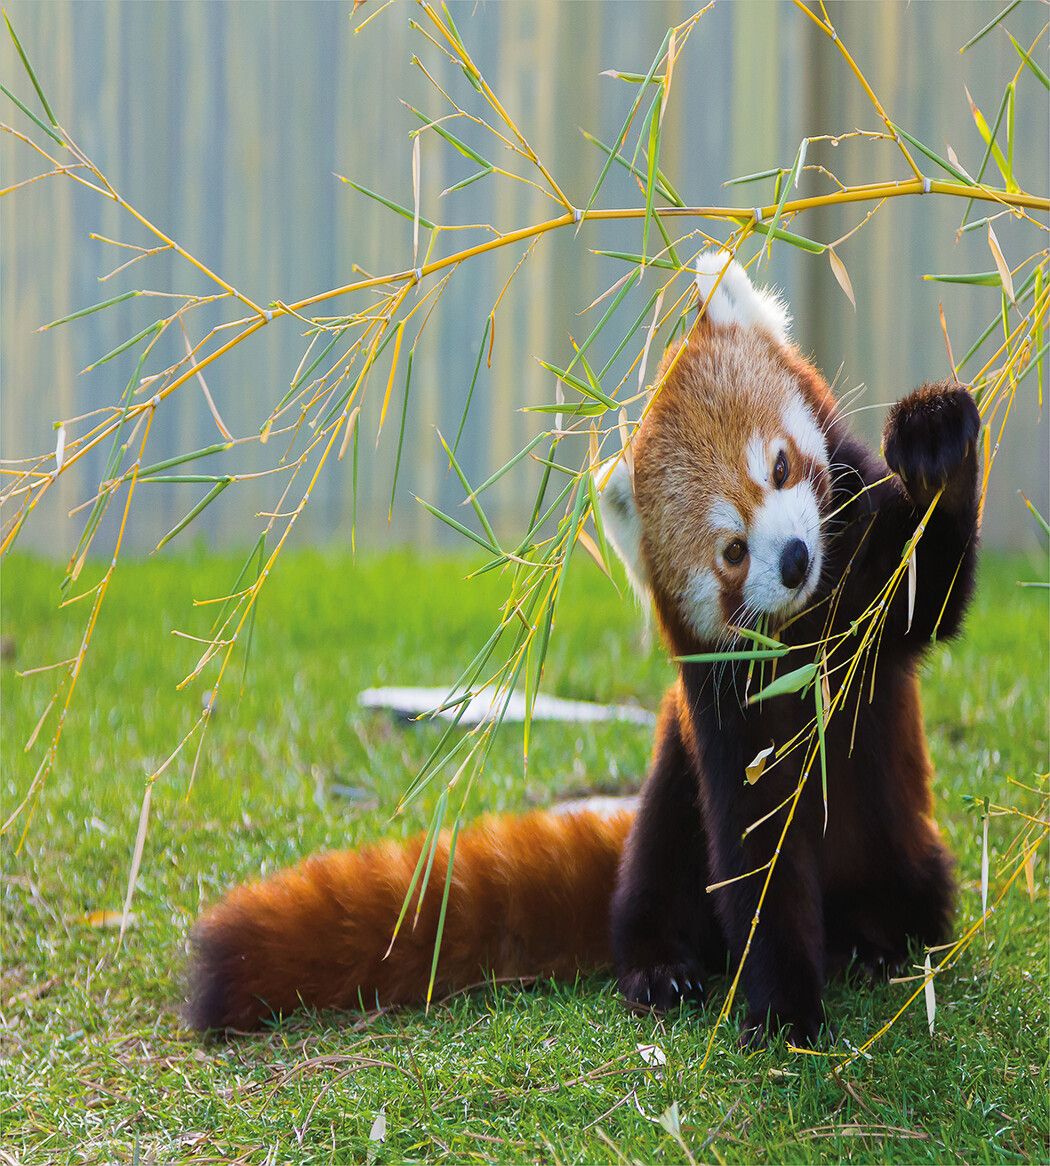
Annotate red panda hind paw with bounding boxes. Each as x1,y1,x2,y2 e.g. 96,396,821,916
883,383,980,501
618,963,706,1013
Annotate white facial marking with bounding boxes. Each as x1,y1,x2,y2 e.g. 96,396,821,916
782,397,828,465
746,434,769,488
709,497,745,535
743,481,823,617
694,252,792,344
682,566,723,640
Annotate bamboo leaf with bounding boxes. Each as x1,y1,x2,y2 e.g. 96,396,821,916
465,431,548,502
677,648,789,664
738,218,827,255
3,11,57,125
388,350,414,520
959,0,1020,52
890,123,974,187
964,87,1017,192
1007,32,1050,90
761,139,808,263
923,271,1004,287
405,104,492,168
336,173,436,229
438,430,497,548
723,166,783,187
815,655,828,833
83,319,164,372
39,291,141,331
924,952,936,1036
579,129,683,207
155,479,233,551
440,166,493,197
453,317,490,455
416,496,501,556
583,27,672,217
641,93,661,266
0,81,63,144
537,359,617,410
1020,492,1050,538
747,662,818,704
425,815,461,1008
592,249,682,272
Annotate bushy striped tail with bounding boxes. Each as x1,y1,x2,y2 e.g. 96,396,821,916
186,807,633,1031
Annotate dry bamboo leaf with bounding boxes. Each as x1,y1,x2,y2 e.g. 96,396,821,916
923,952,936,1036
79,909,134,929
589,421,599,471
1024,850,1036,902
660,30,676,129
745,745,774,785
828,248,856,310
578,527,612,580
638,1042,666,1066
906,550,917,633
987,224,1015,303
54,423,66,472
338,405,361,461
638,289,665,392
121,781,153,940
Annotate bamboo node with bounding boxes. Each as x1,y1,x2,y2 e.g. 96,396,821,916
149,394,161,409
921,176,931,194
753,207,765,223
414,268,423,284
572,207,582,224
261,308,274,322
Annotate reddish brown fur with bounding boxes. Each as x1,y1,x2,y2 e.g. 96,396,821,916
188,809,632,1030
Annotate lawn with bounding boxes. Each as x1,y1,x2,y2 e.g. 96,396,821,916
1,546,1047,1164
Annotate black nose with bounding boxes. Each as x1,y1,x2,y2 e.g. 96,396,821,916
779,538,810,589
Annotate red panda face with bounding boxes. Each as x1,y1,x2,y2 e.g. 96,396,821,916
600,256,835,648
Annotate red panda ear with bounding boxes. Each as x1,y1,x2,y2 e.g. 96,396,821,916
598,457,649,598
694,253,791,345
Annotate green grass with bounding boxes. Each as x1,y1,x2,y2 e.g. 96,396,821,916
1,547,1047,1164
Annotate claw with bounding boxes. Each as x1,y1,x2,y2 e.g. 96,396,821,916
670,977,679,994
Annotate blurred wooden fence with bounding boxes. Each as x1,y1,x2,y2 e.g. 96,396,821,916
3,0,1047,555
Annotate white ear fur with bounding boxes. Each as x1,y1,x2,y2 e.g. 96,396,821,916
694,252,792,345
597,457,649,598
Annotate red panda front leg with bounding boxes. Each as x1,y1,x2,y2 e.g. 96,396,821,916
692,691,827,1046
862,382,981,646
610,695,723,1011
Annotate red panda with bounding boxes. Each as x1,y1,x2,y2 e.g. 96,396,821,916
186,255,980,1043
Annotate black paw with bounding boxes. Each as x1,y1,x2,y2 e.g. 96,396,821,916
739,1008,825,1050
618,962,706,1013
883,383,980,506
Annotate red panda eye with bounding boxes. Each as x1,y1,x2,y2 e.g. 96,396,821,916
773,450,789,488
724,539,747,565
